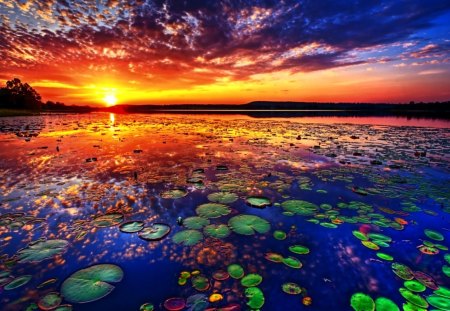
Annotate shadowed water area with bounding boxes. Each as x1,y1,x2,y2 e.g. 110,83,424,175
0,113,449,311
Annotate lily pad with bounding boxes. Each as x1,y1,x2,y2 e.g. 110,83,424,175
140,303,154,311
265,252,284,263
404,280,426,292
282,256,302,269
246,196,271,208
376,252,394,261
203,224,230,239
17,239,69,263
281,200,319,216
160,189,187,199
191,275,210,291
163,297,185,311
119,221,144,233
424,229,444,241
273,230,286,240
38,292,62,310
289,245,310,255
172,230,203,246
183,217,209,230
196,203,231,218
240,273,262,287
207,192,238,204
60,264,124,303
350,293,375,311
399,288,428,309
93,213,124,228
4,275,32,290
228,215,270,235
138,223,171,241
245,287,265,309
426,295,450,310
227,264,244,279
282,282,302,295
375,297,399,311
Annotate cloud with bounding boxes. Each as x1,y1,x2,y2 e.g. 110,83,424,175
0,0,449,89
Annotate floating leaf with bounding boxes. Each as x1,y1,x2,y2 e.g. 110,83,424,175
282,257,302,269
282,282,302,295
93,213,124,228
172,230,203,246
374,297,399,311
289,245,310,255
404,280,426,292
17,239,68,263
160,189,187,199
196,203,231,219
273,230,286,240
192,275,210,291
4,275,32,290
119,221,144,233
245,287,265,309
38,292,62,310
240,273,262,287
203,224,230,239
246,196,271,208
140,303,154,311
138,223,171,241
163,297,185,311
183,217,209,230
399,288,428,309
228,215,270,235
426,295,450,310
207,192,238,204
350,293,375,311
60,264,124,303
424,229,444,241
227,264,244,279
281,200,318,216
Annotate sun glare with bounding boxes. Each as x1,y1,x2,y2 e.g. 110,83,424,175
103,93,118,106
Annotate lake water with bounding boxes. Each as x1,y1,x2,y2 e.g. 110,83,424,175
0,113,449,311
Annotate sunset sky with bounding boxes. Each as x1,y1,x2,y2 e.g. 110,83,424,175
0,0,449,106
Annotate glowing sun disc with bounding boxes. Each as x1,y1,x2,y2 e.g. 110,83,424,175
103,94,117,106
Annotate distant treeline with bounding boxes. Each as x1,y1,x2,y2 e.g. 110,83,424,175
103,101,450,118
0,78,93,113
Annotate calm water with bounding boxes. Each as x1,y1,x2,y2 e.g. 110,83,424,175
0,113,449,311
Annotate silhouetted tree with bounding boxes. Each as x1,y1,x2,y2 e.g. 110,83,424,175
0,78,42,110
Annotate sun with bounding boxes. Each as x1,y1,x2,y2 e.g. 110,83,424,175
103,93,118,106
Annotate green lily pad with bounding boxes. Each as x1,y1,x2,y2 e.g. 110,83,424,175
367,233,392,242
246,196,271,208
281,200,319,216
17,239,68,263
60,264,124,303
352,231,368,241
282,282,302,295
93,213,124,228
265,252,284,263
38,292,62,310
350,293,375,311
320,222,338,228
183,217,210,230
227,264,244,279
434,286,450,298
392,263,414,280
196,203,231,218
404,280,426,292
191,275,210,291
424,229,444,241
172,230,203,246
140,303,154,311
160,189,187,199
4,275,32,290
54,305,73,311
282,256,302,269
289,245,310,255
273,230,287,240
228,215,270,235
399,288,428,308
376,252,393,261
375,297,399,311
207,192,238,204
119,221,144,233
442,265,450,277
138,223,171,241
245,287,265,309
240,274,262,287
203,224,230,239
426,295,450,310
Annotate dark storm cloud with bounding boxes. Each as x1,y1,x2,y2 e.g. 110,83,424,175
0,0,449,83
